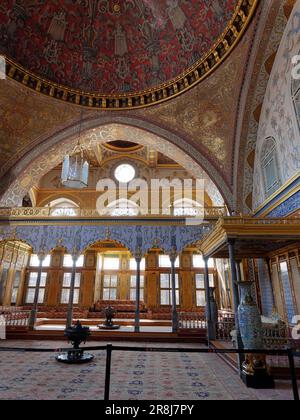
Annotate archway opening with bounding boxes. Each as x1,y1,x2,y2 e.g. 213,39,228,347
0,120,229,210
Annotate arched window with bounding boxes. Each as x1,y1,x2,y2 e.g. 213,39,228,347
45,198,79,217
292,53,300,131
114,163,136,184
106,199,140,217
173,198,203,217
261,137,282,198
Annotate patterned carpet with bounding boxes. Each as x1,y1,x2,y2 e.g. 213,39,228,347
0,340,297,400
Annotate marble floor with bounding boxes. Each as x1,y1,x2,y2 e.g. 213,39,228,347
0,340,298,400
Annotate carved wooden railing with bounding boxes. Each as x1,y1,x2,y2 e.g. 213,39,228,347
0,206,227,220
178,312,207,330
179,310,235,333
216,311,290,350
0,307,31,328
217,311,235,341
0,306,23,312
177,309,292,350
263,322,290,350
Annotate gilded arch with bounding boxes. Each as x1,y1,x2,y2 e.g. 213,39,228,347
0,116,230,209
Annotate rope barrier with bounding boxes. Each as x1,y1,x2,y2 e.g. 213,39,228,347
0,344,298,401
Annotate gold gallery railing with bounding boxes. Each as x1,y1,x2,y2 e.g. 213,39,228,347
0,207,227,219
217,217,300,226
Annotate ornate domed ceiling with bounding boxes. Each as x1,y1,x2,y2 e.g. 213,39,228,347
0,0,258,108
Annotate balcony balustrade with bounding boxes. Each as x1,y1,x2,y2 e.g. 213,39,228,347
0,206,227,220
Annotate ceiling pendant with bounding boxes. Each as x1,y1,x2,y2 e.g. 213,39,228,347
61,149,89,190
61,111,89,189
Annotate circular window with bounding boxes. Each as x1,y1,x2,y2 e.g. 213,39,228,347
114,164,136,183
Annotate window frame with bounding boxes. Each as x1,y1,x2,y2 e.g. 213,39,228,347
60,272,82,305
159,272,180,306
193,255,214,269
11,270,22,305
159,255,180,268
29,254,51,268
261,137,282,199
102,273,119,301
195,272,215,308
25,271,48,305
129,274,145,301
63,254,84,268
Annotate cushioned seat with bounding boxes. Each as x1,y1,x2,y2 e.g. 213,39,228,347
92,300,146,313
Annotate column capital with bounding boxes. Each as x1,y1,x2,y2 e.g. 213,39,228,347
168,247,178,263
227,238,236,247
56,238,64,248
37,249,47,262
71,246,81,261
134,247,143,262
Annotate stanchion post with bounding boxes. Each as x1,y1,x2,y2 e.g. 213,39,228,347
288,349,299,401
104,344,113,401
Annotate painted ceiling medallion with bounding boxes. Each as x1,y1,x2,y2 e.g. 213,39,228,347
0,0,258,109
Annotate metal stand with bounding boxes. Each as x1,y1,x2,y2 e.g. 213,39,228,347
56,321,94,364
98,306,120,330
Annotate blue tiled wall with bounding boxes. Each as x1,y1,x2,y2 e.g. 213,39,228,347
268,190,300,217
257,259,274,317
280,265,296,323
255,185,300,322
254,175,300,218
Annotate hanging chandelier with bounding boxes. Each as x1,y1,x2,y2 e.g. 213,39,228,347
61,112,89,189
61,148,89,189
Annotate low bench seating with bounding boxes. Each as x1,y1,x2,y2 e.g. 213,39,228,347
18,303,204,322
88,312,149,319
22,306,89,320
91,300,147,314
148,307,205,321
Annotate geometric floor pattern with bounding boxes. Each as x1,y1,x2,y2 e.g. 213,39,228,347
0,341,298,400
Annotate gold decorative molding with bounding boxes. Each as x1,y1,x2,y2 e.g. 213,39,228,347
252,172,300,217
0,206,226,220
200,216,300,258
103,143,143,153
2,0,258,110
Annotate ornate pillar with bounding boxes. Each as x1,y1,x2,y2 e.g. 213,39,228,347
134,247,142,333
29,249,46,330
204,257,216,342
227,240,244,367
265,257,276,309
236,260,243,305
169,247,178,333
66,249,80,329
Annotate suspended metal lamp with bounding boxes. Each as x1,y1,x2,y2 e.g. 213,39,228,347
61,112,89,189
61,149,89,189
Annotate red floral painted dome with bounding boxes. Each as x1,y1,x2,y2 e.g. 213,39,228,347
0,0,238,95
